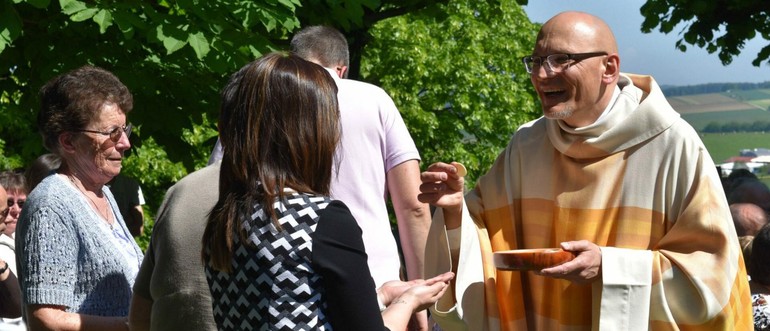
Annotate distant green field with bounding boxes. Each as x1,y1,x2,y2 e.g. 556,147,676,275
724,89,770,101
750,99,770,110
700,132,770,163
681,109,770,131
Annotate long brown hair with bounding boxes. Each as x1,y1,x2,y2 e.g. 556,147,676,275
202,52,340,272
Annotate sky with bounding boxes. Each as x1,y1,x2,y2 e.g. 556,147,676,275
522,0,770,87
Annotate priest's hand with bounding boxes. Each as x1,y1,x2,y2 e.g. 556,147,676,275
538,240,602,284
418,162,466,229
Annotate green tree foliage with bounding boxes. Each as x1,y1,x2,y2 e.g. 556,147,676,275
1,0,302,169
702,120,770,134
362,0,540,184
296,0,462,78
0,0,303,247
639,0,770,66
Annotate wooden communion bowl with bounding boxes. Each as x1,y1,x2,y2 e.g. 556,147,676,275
493,248,575,271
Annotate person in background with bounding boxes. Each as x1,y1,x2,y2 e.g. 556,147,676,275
728,178,770,212
24,153,61,194
731,202,769,237
16,65,143,330
741,235,755,274
419,11,751,330
749,224,770,330
0,171,27,239
202,52,452,331
723,168,758,196
108,174,146,237
129,163,220,331
0,169,24,331
0,185,22,325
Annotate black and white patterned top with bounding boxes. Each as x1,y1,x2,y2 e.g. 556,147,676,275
755,293,770,331
205,193,389,331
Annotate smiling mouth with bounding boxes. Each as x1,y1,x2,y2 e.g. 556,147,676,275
543,88,566,97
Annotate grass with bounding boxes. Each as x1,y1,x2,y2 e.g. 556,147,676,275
749,99,770,110
700,132,770,163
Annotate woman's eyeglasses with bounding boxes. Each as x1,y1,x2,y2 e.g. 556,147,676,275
7,198,24,209
75,123,133,142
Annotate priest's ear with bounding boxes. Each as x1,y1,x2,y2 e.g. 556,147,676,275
602,54,620,84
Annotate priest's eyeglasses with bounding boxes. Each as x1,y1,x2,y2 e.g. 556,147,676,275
522,52,608,74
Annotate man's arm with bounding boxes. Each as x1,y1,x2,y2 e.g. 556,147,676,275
129,241,155,331
387,160,435,331
127,205,144,237
0,260,21,318
388,159,431,281
128,294,152,331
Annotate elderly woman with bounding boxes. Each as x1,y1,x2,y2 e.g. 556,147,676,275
16,65,143,330
201,53,451,331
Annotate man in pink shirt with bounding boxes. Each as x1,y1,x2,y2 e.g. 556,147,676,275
290,26,431,291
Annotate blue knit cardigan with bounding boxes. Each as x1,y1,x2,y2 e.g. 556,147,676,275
16,174,143,316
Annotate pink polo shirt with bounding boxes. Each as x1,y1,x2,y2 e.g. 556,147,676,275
326,69,421,288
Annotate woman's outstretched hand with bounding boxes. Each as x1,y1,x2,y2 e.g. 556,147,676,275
378,272,455,308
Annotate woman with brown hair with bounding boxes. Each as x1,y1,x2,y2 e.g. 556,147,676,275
201,52,451,331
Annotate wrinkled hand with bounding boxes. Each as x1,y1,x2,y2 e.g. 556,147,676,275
538,240,602,284
418,162,465,210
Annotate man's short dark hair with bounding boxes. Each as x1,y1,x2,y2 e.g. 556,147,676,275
290,26,349,68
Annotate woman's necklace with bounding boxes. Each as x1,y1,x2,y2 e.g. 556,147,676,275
66,175,114,230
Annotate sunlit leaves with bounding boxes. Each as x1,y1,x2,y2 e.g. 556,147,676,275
70,8,98,22
60,0,87,15
0,2,22,53
188,31,210,59
155,25,188,55
93,9,113,34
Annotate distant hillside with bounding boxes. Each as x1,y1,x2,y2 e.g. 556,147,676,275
667,85,770,165
667,87,770,132
662,81,770,97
